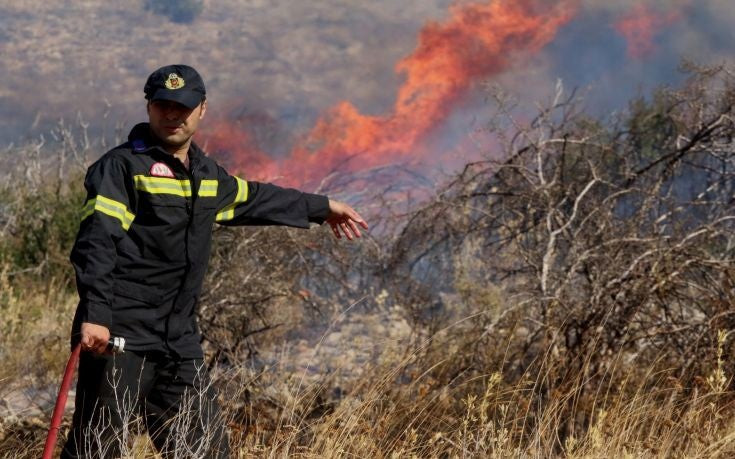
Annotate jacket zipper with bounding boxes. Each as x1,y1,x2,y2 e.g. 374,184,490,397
164,156,198,353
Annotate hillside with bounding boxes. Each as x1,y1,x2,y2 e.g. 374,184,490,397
0,0,449,148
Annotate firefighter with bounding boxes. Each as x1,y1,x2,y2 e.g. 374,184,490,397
61,64,368,458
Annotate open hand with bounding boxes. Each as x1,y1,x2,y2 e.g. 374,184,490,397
326,199,368,240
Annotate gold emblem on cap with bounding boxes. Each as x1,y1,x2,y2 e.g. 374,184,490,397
164,73,185,90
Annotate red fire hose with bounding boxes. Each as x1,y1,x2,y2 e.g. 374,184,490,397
42,338,125,459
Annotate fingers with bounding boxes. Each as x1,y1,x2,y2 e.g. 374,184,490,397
341,221,354,240
330,217,361,240
80,322,111,354
326,200,369,241
345,219,361,239
82,335,107,354
330,222,341,239
94,341,108,354
81,336,106,353
345,207,369,231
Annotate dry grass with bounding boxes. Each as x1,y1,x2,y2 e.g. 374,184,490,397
0,265,77,458
3,284,734,458
217,325,735,459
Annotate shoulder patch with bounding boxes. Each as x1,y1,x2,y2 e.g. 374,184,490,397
132,139,146,152
150,162,175,178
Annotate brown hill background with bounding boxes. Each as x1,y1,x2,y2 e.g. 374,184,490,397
1,0,450,150
2,0,734,187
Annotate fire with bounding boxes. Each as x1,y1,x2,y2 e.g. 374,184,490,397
200,119,279,181
614,4,682,59
203,0,576,188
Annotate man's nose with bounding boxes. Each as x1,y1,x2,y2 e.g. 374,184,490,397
164,108,181,120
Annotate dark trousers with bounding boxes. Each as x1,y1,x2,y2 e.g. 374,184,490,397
60,350,229,458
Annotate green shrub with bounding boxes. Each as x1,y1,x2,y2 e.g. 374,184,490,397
0,175,85,286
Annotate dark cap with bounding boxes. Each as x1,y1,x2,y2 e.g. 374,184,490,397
144,64,206,109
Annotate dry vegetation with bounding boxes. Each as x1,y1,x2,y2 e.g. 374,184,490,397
2,65,735,457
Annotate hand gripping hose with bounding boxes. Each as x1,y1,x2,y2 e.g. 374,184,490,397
42,337,125,459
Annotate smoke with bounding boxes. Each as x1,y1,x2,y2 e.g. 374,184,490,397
613,4,685,59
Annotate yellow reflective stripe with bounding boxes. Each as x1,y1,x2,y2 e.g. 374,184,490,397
236,177,249,203
134,175,191,197
216,177,249,222
198,179,218,197
80,195,135,231
81,199,96,220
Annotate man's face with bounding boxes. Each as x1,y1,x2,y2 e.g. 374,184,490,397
147,99,207,148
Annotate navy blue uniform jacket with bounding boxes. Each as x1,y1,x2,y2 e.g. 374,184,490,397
70,123,329,358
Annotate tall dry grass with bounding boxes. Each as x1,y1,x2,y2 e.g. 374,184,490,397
0,266,77,457
12,309,734,458
216,315,735,458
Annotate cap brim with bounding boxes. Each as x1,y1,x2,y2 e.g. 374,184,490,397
149,88,203,109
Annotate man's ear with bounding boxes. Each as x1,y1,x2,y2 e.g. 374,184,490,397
199,100,207,119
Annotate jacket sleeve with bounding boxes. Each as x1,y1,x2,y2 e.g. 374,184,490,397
70,156,136,328
214,165,330,228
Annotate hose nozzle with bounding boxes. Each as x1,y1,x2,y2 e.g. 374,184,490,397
106,336,126,354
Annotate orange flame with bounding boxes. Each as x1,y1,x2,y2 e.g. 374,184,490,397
200,119,279,180
614,4,681,59
202,0,576,188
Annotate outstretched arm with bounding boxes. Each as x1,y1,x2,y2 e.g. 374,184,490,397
213,167,368,239
326,199,369,240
